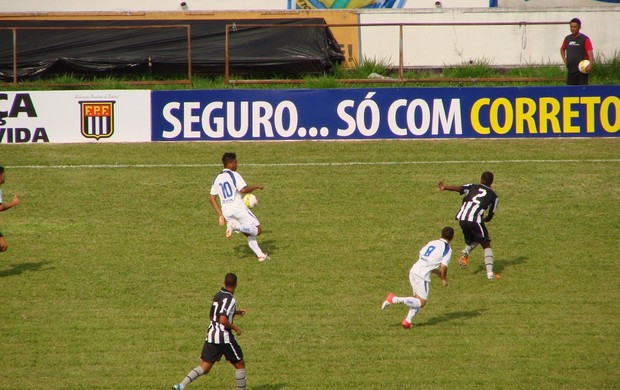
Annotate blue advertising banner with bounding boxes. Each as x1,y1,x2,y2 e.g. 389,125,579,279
151,86,620,141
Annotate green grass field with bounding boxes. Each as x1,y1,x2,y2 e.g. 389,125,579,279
0,139,618,389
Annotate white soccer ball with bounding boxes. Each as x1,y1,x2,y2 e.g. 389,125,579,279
578,59,591,74
244,194,258,208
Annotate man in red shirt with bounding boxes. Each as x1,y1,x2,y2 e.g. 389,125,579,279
560,18,594,85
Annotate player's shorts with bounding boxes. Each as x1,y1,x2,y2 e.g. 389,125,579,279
225,207,260,228
567,71,588,86
459,220,490,245
201,339,244,364
408,269,430,300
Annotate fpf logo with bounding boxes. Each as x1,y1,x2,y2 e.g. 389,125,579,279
80,101,115,140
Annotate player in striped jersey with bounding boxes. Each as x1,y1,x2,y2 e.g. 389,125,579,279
437,171,500,280
172,273,247,390
381,226,454,329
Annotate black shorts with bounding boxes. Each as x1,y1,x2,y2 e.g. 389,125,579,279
459,220,490,245
200,340,244,364
567,71,588,85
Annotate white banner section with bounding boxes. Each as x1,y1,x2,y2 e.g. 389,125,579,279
0,90,151,144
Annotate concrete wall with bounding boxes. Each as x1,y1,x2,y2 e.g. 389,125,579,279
358,8,620,67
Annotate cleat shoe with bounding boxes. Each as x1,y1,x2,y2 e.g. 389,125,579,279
172,385,183,390
487,272,501,280
401,319,411,329
381,293,395,310
459,252,468,268
258,254,270,262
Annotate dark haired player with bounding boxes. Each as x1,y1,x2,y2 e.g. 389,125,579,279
172,273,247,390
382,226,454,329
437,172,501,280
560,17,594,85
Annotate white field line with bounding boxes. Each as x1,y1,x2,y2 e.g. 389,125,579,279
7,159,620,169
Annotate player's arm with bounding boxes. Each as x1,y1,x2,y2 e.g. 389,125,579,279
209,194,226,226
432,264,449,287
437,179,462,192
0,195,20,212
484,197,499,223
560,39,567,65
586,43,594,71
218,314,242,336
240,184,264,194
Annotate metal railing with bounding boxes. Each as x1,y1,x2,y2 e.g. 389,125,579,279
0,24,193,87
224,21,567,85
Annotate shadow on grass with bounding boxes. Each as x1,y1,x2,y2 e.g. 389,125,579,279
251,384,287,390
0,260,53,277
473,256,528,276
417,309,487,327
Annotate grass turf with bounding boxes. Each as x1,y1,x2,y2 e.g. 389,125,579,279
0,138,618,389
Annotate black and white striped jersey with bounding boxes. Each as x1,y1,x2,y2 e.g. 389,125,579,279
205,288,237,344
455,183,498,223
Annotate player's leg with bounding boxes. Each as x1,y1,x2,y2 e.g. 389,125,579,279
173,344,217,389
383,271,428,328
459,222,477,268
0,233,7,252
236,210,268,261
567,71,580,86
476,223,500,280
236,209,260,236
225,340,246,390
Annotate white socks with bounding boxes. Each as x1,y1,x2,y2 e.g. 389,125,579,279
405,308,419,323
235,368,246,389
484,247,495,276
463,242,478,256
247,236,265,257
181,366,205,387
240,225,258,236
394,296,422,309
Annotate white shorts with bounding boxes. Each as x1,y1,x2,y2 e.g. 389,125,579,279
225,207,260,228
408,268,430,301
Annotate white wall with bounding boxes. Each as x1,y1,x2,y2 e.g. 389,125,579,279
358,8,620,67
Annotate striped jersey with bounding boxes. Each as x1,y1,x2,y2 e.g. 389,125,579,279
411,238,452,281
210,169,247,213
205,287,237,344
455,183,498,223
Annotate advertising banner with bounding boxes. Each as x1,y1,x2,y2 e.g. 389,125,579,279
0,90,151,144
151,86,619,142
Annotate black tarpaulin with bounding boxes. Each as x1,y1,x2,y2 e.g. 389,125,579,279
0,19,344,80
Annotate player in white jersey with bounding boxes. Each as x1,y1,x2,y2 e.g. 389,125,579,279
0,166,20,252
381,227,454,329
209,153,269,262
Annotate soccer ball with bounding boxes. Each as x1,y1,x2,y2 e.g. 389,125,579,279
578,60,591,74
244,194,258,208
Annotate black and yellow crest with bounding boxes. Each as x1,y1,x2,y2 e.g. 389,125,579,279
80,101,115,140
